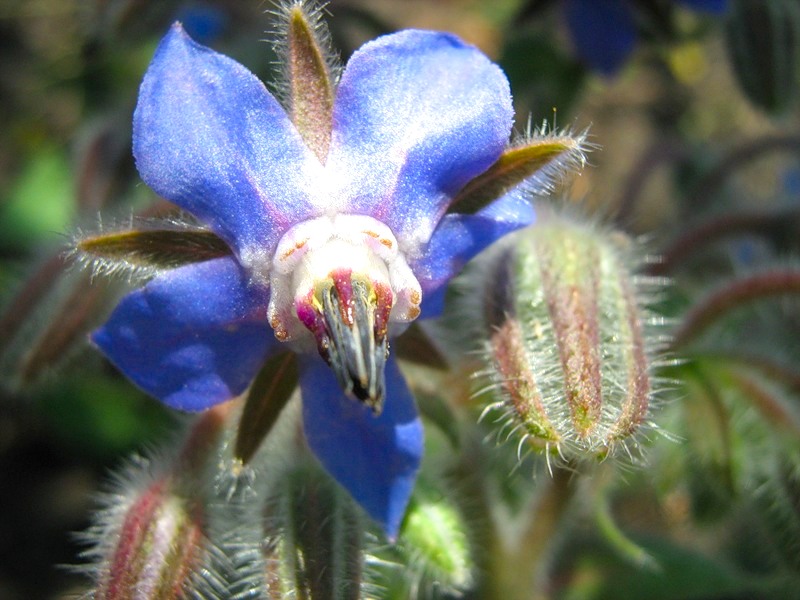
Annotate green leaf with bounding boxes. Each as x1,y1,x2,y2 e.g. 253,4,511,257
569,535,758,600
38,375,172,458
673,268,800,347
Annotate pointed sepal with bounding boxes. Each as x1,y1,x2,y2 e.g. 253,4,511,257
448,132,587,215
234,351,299,465
282,1,336,161
75,226,232,277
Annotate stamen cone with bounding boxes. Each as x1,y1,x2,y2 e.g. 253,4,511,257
297,270,392,413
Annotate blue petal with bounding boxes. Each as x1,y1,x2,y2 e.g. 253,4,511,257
92,257,277,412
563,0,637,75
676,0,728,13
300,354,423,539
133,23,323,259
327,30,513,253
412,193,535,317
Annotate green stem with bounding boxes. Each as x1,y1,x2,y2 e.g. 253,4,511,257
484,466,575,600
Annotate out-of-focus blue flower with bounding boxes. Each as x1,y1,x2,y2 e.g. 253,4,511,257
91,23,534,537
563,0,728,75
174,4,228,44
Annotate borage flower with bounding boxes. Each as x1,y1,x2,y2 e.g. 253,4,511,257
78,2,585,538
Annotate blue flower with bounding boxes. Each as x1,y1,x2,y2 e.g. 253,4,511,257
564,0,728,75
90,20,555,538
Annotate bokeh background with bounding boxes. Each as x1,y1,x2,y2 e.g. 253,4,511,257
1,0,799,598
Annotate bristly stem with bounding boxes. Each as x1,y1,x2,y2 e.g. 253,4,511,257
701,351,800,394
673,269,800,347
682,134,800,210
484,466,575,600
0,253,67,356
724,368,800,437
19,271,108,383
648,208,800,276
615,138,688,228
616,134,800,229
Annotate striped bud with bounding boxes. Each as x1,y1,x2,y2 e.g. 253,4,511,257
93,477,208,600
83,407,230,599
258,463,365,599
726,0,800,115
470,213,659,461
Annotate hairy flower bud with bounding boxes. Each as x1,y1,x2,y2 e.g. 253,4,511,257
395,479,473,596
469,213,660,461
82,407,231,599
257,463,365,599
93,478,207,600
726,0,800,114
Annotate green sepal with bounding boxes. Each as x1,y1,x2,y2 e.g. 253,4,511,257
234,351,299,465
287,4,335,161
716,360,800,439
447,135,584,215
286,466,363,599
76,228,232,271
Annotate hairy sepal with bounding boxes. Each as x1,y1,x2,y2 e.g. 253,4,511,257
271,1,339,161
447,127,588,215
73,221,232,279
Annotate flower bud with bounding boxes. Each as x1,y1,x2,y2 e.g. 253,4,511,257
726,0,800,115
470,213,658,461
258,463,366,598
395,478,473,596
93,477,207,600
84,407,231,599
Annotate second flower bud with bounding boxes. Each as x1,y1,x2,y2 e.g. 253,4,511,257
466,212,660,462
